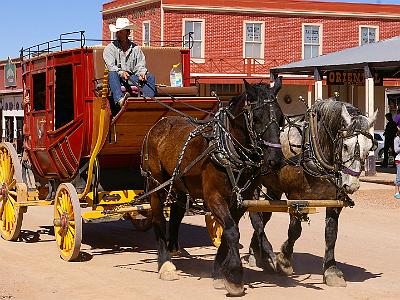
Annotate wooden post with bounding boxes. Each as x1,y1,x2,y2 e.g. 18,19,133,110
364,65,376,176
307,84,313,107
314,67,323,100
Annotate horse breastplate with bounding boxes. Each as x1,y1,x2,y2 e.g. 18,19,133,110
282,117,332,177
209,109,261,172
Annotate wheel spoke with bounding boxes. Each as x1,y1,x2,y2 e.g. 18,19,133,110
68,224,75,236
56,205,63,216
8,179,16,190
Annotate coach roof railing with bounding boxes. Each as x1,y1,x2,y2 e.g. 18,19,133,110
20,31,86,60
20,31,195,61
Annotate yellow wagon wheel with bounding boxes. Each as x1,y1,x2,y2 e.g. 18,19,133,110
53,183,82,261
205,213,223,248
0,143,24,241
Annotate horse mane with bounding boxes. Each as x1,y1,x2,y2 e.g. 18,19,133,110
313,99,369,160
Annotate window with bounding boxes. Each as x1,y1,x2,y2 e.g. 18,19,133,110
54,65,74,129
210,84,240,96
183,19,204,59
32,72,46,111
360,26,378,45
244,22,264,59
303,24,322,59
143,21,150,46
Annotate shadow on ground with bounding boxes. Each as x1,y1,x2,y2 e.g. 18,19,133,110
115,249,381,290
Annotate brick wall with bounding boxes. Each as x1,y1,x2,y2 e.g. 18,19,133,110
163,10,400,74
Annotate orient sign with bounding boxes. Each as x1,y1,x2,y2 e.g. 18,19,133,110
327,71,383,86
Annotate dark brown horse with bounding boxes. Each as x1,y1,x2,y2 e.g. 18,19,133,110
141,79,283,296
248,99,377,287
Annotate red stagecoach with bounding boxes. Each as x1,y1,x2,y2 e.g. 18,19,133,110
0,32,217,261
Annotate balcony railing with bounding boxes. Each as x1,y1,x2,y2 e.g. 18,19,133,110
190,57,290,76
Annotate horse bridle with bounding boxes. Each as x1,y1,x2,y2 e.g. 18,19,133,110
243,94,282,152
334,119,376,177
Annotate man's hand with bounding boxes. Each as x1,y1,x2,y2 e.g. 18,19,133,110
139,73,147,81
121,71,130,80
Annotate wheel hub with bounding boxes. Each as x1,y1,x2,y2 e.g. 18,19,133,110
60,212,69,234
1,182,8,199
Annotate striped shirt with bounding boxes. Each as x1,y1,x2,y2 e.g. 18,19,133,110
103,40,147,77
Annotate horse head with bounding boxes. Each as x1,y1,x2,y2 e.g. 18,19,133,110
242,77,284,171
337,105,377,193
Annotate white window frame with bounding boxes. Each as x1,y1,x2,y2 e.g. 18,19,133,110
182,18,205,63
302,23,323,60
243,21,265,62
143,21,151,46
359,25,379,45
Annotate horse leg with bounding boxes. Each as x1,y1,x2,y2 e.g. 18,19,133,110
151,191,179,281
248,188,280,272
168,200,186,256
249,211,276,271
323,207,346,287
210,203,245,296
276,213,302,275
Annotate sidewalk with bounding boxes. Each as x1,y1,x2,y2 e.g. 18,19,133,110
360,166,396,185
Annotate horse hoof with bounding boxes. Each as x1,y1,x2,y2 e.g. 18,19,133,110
247,253,277,273
323,266,347,287
159,261,179,281
276,252,293,276
213,278,225,290
223,279,245,296
247,254,257,268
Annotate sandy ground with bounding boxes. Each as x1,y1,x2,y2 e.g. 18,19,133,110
0,182,399,300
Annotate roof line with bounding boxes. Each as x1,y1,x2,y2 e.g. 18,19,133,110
102,0,159,15
162,4,400,19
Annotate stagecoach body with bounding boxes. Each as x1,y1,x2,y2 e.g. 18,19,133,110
0,33,217,260
22,46,211,181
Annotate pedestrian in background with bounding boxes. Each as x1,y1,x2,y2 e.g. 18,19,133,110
393,128,400,199
394,108,400,128
382,113,398,167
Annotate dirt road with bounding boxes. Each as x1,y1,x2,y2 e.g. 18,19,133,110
1,182,399,300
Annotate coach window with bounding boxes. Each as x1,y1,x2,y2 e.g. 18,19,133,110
32,72,46,111
303,24,322,59
54,65,74,129
183,19,205,62
360,26,379,45
243,22,265,61
143,21,150,46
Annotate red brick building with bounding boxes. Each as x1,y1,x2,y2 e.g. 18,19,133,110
102,0,400,128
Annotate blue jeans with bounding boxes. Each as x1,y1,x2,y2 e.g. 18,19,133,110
108,71,156,103
395,164,400,186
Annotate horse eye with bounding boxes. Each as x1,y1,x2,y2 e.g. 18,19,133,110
343,144,348,152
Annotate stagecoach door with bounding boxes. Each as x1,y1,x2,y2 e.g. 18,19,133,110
29,71,48,148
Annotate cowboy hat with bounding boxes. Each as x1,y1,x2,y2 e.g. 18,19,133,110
109,18,136,33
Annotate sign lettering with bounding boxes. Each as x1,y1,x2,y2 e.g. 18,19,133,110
327,71,383,86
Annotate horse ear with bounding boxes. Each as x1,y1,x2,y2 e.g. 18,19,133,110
368,109,378,128
341,105,352,127
243,79,253,92
270,76,282,95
